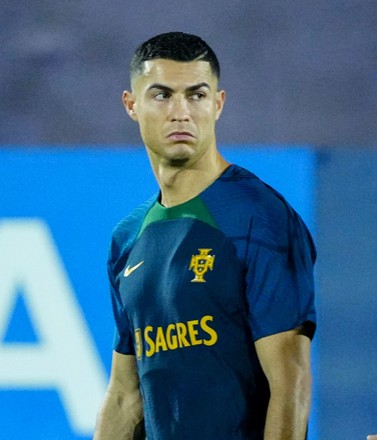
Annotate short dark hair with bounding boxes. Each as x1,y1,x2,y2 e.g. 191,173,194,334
130,32,220,83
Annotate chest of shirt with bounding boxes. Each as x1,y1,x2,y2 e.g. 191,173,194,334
117,219,248,330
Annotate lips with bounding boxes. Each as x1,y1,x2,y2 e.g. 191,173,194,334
167,131,195,141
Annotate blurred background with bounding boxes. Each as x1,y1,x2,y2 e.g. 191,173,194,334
0,1,376,439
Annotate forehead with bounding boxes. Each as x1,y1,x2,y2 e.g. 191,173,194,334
132,59,217,90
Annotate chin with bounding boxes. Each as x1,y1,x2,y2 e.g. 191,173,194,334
165,144,194,167
166,156,191,167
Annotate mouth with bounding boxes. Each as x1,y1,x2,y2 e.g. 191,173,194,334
167,131,195,142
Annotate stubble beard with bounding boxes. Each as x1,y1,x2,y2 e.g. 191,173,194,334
162,142,195,168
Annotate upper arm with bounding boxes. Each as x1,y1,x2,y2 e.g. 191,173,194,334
255,328,312,392
244,192,316,342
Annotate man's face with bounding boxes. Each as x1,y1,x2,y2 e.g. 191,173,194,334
123,59,225,166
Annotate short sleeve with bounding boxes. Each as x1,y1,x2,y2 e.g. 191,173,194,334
106,197,158,355
108,240,135,355
245,202,316,341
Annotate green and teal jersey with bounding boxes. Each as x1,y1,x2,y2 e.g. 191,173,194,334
108,164,316,440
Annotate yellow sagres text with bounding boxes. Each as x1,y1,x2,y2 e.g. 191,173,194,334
135,315,218,359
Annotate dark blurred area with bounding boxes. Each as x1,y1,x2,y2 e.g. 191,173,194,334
1,0,376,146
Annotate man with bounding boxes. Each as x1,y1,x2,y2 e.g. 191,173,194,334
94,32,316,440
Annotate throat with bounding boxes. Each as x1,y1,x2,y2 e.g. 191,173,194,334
158,161,230,207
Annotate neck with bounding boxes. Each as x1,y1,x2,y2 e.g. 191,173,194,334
148,148,230,207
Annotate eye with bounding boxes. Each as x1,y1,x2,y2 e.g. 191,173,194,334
154,91,171,101
190,92,206,101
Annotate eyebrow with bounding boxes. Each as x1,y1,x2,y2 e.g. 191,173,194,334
147,82,211,93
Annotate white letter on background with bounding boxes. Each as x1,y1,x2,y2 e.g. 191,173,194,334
0,219,108,436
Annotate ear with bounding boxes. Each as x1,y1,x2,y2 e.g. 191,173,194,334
122,90,138,121
215,90,226,121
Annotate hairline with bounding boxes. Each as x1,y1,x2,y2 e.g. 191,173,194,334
130,58,219,89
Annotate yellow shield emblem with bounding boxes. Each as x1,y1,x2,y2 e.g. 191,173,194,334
189,248,215,283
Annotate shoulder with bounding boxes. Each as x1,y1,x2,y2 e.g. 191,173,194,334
218,164,289,212
205,165,314,252
205,164,292,227
110,194,157,266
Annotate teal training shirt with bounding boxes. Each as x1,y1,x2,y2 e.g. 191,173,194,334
108,164,316,440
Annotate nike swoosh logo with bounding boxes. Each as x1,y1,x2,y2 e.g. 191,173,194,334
124,261,144,277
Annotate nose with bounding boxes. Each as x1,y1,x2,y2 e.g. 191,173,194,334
169,95,190,122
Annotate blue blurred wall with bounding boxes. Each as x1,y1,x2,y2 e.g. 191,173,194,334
1,146,376,438
0,146,321,439
316,148,377,438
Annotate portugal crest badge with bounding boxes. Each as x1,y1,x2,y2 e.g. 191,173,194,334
189,248,215,283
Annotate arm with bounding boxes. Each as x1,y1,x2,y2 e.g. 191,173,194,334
255,328,312,440
94,351,144,440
